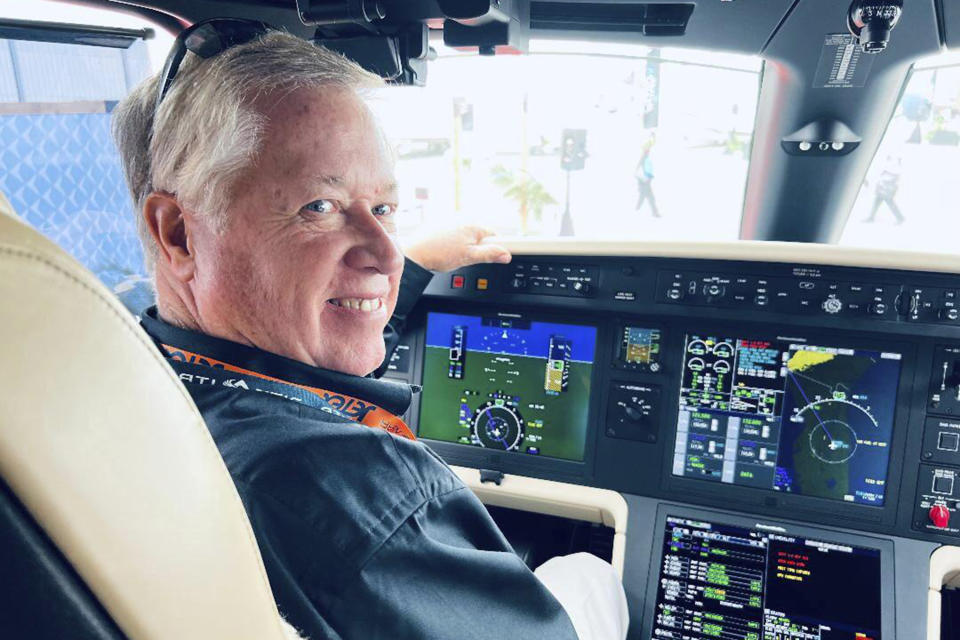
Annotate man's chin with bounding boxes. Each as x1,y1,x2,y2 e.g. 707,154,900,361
316,342,385,377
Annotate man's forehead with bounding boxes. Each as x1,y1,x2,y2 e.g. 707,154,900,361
254,88,395,189
312,172,398,194
260,87,372,140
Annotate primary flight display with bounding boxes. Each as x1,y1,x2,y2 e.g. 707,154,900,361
419,311,597,462
672,333,902,505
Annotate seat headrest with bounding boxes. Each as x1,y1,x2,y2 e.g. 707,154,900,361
0,212,290,640
0,192,17,220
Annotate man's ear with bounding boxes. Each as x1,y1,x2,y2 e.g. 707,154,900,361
143,192,196,282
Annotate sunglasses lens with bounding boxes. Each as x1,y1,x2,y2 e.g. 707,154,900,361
156,19,269,113
185,21,266,58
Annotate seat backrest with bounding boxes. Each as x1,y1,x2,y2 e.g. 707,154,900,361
0,210,291,640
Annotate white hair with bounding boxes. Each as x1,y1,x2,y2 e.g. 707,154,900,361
112,30,383,273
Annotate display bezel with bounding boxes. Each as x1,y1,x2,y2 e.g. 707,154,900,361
410,300,609,480
640,503,896,640
657,320,915,525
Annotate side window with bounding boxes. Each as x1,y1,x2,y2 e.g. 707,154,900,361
0,4,172,314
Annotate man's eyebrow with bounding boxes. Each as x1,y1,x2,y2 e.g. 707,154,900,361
314,174,345,186
381,181,399,195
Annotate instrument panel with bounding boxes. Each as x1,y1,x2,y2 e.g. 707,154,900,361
385,252,960,639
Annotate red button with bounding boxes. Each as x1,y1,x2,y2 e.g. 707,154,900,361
930,504,951,528
451,275,465,289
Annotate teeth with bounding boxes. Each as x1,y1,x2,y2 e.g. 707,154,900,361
329,297,383,312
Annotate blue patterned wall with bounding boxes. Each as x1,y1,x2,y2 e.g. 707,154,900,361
0,39,154,314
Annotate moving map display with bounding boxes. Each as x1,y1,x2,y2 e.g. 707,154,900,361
651,516,883,640
419,312,597,462
673,333,902,505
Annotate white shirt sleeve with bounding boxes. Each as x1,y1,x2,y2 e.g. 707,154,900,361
534,552,630,640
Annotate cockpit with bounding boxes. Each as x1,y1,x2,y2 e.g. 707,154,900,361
2,1,960,638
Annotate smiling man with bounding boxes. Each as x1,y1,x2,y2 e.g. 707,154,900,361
146,85,406,375
113,24,625,640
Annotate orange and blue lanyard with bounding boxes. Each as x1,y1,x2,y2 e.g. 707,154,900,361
160,344,416,441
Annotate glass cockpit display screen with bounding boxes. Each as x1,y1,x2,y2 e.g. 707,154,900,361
673,334,902,505
652,516,882,640
620,326,661,370
419,312,597,462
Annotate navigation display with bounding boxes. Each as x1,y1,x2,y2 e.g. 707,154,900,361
673,334,902,505
652,516,883,640
419,312,597,462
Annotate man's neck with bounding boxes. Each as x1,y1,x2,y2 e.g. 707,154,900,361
154,270,203,334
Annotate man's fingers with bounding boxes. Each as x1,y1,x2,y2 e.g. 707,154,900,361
469,243,512,264
460,225,497,241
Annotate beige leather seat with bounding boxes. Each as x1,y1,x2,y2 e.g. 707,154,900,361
0,208,294,639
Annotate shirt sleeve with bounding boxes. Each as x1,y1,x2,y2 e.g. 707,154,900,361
375,257,434,378
319,486,580,640
234,420,578,640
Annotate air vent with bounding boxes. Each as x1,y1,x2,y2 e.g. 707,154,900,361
530,2,694,35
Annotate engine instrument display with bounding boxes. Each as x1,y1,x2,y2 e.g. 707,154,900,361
419,312,597,462
652,516,883,640
673,334,902,505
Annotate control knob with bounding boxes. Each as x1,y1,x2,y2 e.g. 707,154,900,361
703,283,725,299
930,504,951,529
822,297,843,314
572,280,591,294
896,291,920,316
940,307,960,321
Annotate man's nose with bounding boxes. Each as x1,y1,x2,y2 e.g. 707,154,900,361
342,206,405,275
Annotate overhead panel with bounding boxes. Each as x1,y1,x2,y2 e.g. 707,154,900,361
529,2,694,36
526,0,798,55
941,0,960,48
741,0,942,243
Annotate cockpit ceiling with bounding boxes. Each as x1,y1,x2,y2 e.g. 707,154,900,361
87,1,875,56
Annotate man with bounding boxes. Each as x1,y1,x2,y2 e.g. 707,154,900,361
113,25,626,640
863,155,905,225
634,132,660,218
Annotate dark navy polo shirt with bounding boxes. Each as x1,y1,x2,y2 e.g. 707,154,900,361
139,279,577,639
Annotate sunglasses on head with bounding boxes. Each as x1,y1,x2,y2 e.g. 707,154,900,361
154,18,271,115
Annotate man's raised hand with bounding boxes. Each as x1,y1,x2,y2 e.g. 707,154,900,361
404,226,512,272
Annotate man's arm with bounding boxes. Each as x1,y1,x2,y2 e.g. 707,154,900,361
325,485,580,639
375,257,433,378
236,432,578,640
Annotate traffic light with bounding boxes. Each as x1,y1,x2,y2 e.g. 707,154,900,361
560,129,587,171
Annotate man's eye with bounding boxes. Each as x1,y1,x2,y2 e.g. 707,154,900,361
303,200,336,214
372,203,394,216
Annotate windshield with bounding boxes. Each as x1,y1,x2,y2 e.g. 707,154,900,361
841,51,960,254
369,41,762,241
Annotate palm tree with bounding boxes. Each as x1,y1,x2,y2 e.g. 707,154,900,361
491,164,558,234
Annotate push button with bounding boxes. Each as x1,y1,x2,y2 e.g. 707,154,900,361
939,432,960,452
476,278,488,291
451,275,465,289
933,475,955,495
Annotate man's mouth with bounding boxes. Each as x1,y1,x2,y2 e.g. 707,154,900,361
327,297,384,312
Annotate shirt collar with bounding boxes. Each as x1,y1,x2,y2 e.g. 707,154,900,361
139,306,413,417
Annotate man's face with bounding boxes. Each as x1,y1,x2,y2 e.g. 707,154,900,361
185,87,404,376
